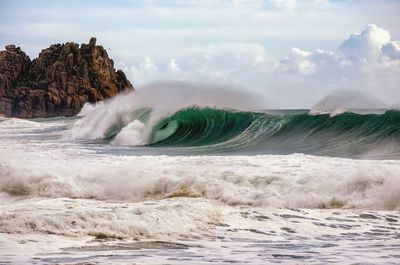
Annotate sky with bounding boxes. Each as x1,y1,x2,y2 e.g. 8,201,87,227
0,0,399,108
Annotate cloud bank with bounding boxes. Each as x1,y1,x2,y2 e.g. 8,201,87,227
121,24,400,108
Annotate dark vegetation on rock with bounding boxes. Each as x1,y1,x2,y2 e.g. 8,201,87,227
0,37,133,118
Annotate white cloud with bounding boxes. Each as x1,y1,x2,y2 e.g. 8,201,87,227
382,41,400,60
123,42,269,85
269,0,297,10
129,57,159,83
232,0,264,9
167,58,181,73
276,48,336,75
271,24,400,107
276,24,399,74
339,24,391,61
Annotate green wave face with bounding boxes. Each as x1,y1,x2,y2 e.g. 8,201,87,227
149,107,263,146
151,119,179,144
103,107,400,158
147,108,400,158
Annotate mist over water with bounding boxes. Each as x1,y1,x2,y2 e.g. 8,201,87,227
310,89,385,115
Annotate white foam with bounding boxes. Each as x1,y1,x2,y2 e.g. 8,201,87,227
77,102,100,116
111,119,146,146
1,200,399,264
0,197,221,239
1,139,399,210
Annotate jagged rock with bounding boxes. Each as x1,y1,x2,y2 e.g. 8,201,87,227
0,38,133,118
5,45,16,51
89,37,97,46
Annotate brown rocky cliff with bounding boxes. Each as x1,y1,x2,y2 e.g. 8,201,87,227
0,38,133,118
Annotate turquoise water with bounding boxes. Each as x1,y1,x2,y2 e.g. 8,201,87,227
100,108,400,159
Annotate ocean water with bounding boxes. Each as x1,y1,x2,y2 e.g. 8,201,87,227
1,88,400,264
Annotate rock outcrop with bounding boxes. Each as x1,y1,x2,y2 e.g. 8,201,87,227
0,38,133,118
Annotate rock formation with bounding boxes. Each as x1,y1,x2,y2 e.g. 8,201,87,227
0,38,133,118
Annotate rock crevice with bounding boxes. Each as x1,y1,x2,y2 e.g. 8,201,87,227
0,37,133,118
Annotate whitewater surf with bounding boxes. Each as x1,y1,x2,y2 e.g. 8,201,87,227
1,86,400,264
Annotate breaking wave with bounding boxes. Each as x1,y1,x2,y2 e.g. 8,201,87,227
69,106,400,159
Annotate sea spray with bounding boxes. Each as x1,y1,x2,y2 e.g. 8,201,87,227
66,81,262,143
310,89,385,116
